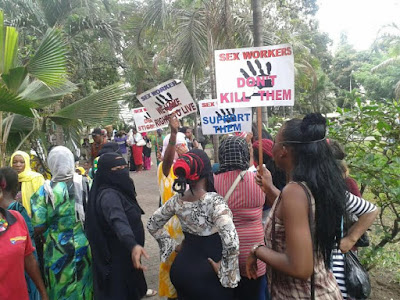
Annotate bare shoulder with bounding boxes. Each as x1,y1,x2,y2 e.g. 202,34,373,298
280,182,309,212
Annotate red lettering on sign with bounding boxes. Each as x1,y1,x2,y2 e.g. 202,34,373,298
219,52,240,61
201,102,216,108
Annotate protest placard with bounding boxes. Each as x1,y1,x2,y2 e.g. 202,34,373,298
214,43,294,108
199,100,252,135
132,107,159,133
137,79,197,127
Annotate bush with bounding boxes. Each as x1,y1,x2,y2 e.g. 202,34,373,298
328,99,400,269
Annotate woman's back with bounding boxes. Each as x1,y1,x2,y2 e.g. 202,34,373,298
214,170,265,277
31,181,92,299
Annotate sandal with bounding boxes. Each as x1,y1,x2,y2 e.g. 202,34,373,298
145,289,157,297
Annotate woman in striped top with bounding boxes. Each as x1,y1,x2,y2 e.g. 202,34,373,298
332,192,378,299
329,140,379,299
214,136,266,300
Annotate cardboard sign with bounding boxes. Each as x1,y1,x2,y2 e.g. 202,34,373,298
137,79,197,127
214,44,294,108
199,100,252,135
132,107,158,133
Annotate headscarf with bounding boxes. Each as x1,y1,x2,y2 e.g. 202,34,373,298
44,146,85,223
92,153,137,201
252,139,274,159
86,153,142,287
161,132,187,159
10,151,42,182
216,136,250,174
172,149,215,195
98,142,121,156
10,151,44,216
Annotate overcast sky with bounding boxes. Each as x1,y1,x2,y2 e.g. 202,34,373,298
316,0,399,50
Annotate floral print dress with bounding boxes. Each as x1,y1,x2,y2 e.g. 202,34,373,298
31,181,93,300
147,192,240,289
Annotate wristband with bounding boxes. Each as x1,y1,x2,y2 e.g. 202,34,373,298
251,243,264,258
169,140,176,146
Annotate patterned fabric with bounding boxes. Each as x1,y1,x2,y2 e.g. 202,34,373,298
264,182,342,299
156,162,183,298
147,192,240,288
31,181,93,300
214,170,266,278
216,136,249,174
332,192,377,299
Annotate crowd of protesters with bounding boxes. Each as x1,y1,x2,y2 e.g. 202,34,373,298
0,113,379,300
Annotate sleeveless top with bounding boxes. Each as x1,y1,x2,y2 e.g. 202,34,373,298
264,182,342,299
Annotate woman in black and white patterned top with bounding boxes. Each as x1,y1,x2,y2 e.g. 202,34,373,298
147,149,240,300
333,192,378,299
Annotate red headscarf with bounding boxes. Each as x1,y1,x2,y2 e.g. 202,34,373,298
252,139,274,159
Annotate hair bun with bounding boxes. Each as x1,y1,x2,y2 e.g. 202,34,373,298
301,113,326,130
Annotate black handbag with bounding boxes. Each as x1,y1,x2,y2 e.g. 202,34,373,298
345,250,371,299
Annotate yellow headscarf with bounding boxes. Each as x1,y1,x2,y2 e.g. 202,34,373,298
10,151,45,216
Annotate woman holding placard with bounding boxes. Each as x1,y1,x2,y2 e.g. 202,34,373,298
247,114,343,299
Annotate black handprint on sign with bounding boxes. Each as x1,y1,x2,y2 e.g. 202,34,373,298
240,60,273,89
215,108,236,123
155,92,173,107
144,112,151,120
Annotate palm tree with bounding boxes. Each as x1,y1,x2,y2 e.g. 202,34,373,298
371,23,400,98
0,11,126,166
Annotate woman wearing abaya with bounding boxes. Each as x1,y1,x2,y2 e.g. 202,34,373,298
85,153,148,300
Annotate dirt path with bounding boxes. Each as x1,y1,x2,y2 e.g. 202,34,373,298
131,161,164,299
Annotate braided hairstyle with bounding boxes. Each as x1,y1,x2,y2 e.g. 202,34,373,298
172,149,215,195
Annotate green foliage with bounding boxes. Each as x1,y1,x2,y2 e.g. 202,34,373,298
329,99,400,268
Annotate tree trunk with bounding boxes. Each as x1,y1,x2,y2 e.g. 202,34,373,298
193,74,199,139
207,22,219,163
54,102,64,145
251,0,268,126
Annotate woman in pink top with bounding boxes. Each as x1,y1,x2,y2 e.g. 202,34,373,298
214,136,266,300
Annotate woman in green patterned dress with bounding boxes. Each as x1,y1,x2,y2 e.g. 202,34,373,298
31,146,93,299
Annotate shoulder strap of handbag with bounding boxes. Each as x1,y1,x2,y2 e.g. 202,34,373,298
223,170,247,202
271,181,315,300
297,181,315,300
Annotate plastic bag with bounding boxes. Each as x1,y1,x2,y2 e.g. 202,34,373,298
345,251,371,299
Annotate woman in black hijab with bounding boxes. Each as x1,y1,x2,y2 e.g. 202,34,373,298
85,153,148,300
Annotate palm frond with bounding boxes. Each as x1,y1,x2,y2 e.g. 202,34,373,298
50,83,126,125
175,10,208,76
0,84,36,117
6,114,34,133
143,0,169,29
19,80,77,107
26,28,67,87
0,15,19,74
1,66,28,92
371,57,400,73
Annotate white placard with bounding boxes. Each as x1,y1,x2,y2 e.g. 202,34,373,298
215,44,294,108
137,79,197,127
199,100,252,135
132,107,158,133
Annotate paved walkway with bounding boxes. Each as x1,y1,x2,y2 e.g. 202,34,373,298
130,161,163,299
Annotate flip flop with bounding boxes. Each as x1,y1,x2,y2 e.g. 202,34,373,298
145,289,157,297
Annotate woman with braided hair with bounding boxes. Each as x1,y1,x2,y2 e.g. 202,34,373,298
147,149,240,300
